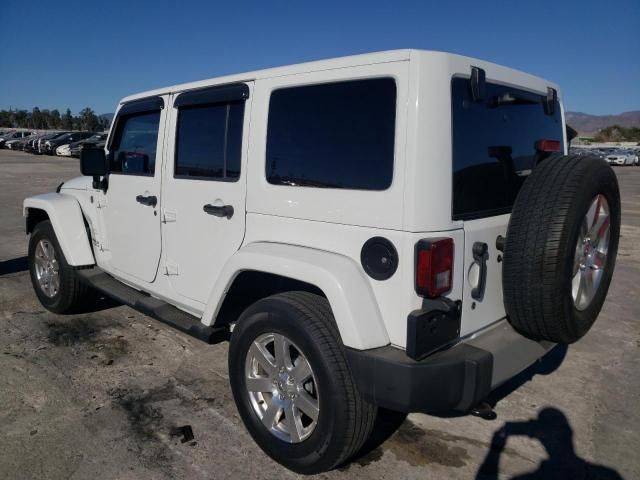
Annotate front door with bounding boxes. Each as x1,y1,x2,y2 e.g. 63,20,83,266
162,83,251,304
100,96,168,283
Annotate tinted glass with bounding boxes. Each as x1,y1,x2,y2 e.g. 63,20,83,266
111,111,160,175
175,102,243,179
452,78,563,220
266,78,396,190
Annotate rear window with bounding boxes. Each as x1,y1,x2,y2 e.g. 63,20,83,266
451,77,563,220
266,78,396,190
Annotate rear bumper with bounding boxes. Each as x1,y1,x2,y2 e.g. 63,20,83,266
345,319,554,413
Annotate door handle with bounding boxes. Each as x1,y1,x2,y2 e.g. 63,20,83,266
471,242,488,301
136,195,157,207
203,204,234,219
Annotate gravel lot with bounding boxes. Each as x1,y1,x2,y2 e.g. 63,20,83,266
0,149,638,480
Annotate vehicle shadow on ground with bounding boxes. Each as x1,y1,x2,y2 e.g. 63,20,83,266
475,407,623,479
0,256,120,313
0,256,28,275
485,343,569,408
73,292,122,314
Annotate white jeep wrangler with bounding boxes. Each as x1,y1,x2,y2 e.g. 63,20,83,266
24,50,620,474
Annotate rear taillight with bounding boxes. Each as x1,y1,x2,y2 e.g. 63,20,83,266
415,238,454,298
536,139,561,153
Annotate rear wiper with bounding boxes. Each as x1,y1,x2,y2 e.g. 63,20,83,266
488,93,537,108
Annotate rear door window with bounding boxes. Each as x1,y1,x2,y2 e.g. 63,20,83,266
175,102,244,180
451,77,563,220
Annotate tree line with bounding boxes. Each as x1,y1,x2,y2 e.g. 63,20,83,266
593,125,640,143
0,107,109,132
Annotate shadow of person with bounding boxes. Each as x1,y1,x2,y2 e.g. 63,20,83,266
476,407,623,480
0,256,29,275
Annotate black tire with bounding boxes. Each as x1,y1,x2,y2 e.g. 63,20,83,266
28,220,90,314
503,155,620,343
228,291,377,474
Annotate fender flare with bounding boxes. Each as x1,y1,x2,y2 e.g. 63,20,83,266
23,193,95,267
202,242,390,350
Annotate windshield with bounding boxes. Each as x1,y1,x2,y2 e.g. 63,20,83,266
451,77,564,220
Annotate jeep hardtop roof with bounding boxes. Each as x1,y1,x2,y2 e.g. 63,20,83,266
120,49,560,104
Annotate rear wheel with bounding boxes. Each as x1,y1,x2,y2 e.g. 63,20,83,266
29,220,91,313
228,291,377,474
503,155,620,343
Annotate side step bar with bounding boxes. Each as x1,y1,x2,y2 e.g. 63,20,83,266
77,268,228,344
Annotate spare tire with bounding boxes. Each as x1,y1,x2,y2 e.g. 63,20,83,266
503,154,620,343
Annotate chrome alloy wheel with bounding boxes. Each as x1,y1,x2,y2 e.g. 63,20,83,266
245,333,320,443
34,239,60,298
572,194,610,311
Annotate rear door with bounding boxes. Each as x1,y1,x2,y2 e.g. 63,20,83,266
451,76,565,334
162,83,251,305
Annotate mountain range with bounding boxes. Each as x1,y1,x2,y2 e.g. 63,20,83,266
565,111,640,135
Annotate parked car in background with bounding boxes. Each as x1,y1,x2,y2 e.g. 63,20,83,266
43,131,93,155
24,133,52,153
36,132,69,154
56,144,73,156
69,132,108,157
5,138,24,150
5,132,39,150
606,150,637,166
12,133,44,151
0,131,35,148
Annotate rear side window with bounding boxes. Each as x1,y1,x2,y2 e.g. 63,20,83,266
110,111,160,175
175,103,244,180
451,77,563,220
266,78,396,190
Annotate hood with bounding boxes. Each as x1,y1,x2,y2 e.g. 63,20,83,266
60,176,92,191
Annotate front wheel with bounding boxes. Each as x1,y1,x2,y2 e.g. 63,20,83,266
228,292,377,474
28,220,91,313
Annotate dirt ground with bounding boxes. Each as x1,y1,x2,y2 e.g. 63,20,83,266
0,149,638,480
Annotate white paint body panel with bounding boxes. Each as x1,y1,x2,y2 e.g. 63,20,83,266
201,242,389,350
23,193,95,266
246,62,409,230
96,95,170,284
24,49,566,352
161,85,253,304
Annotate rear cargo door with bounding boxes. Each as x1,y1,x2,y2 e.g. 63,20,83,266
451,76,564,335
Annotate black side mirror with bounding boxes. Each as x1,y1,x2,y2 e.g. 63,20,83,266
80,147,109,190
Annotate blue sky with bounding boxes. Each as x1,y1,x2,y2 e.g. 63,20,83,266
0,0,638,116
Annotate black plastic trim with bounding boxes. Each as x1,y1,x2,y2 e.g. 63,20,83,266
544,87,557,115
345,343,493,413
77,269,228,344
406,297,461,360
470,66,486,102
174,83,249,108
471,242,488,301
360,237,398,281
119,96,164,116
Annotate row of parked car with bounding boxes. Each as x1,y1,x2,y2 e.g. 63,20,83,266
570,146,640,166
0,129,107,157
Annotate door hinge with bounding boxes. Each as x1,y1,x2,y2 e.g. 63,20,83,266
165,261,179,276
162,210,176,223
